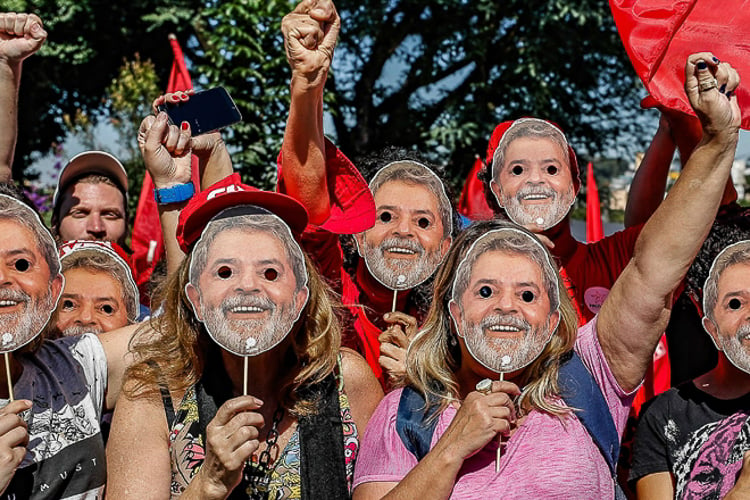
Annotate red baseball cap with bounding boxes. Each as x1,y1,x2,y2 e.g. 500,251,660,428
486,118,580,192
177,173,309,253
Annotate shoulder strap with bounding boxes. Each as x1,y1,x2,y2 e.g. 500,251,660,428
145,360,176,429
558,351,620,475
298,374,349,500
396,386,440,460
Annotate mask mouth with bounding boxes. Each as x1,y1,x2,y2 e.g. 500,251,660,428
736,324,750,343
222,295,275,317
482,315,530,339
517,187,556,203
381,237,423,259
0,289,30,311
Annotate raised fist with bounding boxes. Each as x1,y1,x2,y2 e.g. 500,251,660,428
281,0,340,91
0,13,46,64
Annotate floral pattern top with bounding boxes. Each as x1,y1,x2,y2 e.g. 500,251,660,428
167,364,358,499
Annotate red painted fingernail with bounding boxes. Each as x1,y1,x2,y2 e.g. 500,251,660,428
181,121,189,130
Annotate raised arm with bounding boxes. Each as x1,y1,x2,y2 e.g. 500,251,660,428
598,53,741,392
137,112,193,275
280,0,339,224
0,13,46,182
624,113,675,227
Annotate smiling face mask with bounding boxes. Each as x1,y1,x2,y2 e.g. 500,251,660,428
186,210,309,357
357,161,453,291
702,240,750,374
449,228,560,373
0,194,63,353
490,119,577,232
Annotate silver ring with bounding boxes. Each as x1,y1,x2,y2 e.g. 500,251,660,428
476,378,492,395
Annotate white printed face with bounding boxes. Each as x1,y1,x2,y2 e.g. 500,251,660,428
357,179,451,290
491,137,576,232
0,215,62,353
449,232,559,373
704,261,750,373
187,224,309,357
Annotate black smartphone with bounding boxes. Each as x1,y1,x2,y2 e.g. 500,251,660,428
157,86,242,135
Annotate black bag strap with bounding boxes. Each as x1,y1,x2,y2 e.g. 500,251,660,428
298,374,349,500
146,360,176,429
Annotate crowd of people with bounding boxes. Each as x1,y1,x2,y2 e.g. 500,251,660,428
0,2,749,499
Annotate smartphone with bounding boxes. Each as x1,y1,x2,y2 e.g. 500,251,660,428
157,86,242,135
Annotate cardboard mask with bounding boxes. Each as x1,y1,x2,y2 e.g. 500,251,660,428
359,161,453,290
58,240,140,322
0,194,63,353
449,228,560,373
490,118,577,231
186,210,309,357
703,240,750,374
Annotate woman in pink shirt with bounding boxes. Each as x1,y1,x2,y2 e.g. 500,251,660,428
353,52,741,499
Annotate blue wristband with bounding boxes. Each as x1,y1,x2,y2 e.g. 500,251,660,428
154,182,195,205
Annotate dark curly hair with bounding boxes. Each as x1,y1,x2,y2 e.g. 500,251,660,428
683,202,750,303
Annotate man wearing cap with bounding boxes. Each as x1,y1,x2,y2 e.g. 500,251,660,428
0,12,46,183
0,190,135,497
51,150,130,248
279,0,453,385
49,240,139,338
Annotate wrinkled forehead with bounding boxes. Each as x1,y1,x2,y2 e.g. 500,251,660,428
191,212,307,286
453,228,558,298
370,161,453,234
492,119,570,172
0,195,57,273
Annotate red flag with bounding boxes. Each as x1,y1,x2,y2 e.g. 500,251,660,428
585,162,604,243
457,156,494,221
131,35,197,303
609,0,750,129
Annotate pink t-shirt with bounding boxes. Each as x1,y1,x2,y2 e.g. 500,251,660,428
353,316,637,499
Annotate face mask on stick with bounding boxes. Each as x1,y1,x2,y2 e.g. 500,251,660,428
358,161,453,311
0,195,64,400
186,209,310,394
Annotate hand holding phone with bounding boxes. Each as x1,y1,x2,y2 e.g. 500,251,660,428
156,86,242,136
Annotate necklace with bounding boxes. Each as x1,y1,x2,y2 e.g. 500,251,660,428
245,405,286,500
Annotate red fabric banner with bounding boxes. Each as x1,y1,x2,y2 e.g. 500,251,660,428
457,156,494,221
131,35,197,303
585,162,604,243
609,0,750,129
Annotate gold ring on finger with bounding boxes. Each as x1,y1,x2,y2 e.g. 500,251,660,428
699,78,718,92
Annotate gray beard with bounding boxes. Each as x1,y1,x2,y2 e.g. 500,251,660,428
721,323,750,374
500,184,575,230
0,288,54,351
61,324,103,337
362,236,443,290
200,293,298,356
461,313,551,373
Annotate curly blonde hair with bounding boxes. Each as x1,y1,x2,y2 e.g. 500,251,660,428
124,248,341,416
405,220,578,418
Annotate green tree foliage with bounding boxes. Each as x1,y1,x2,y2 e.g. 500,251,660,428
6,0,651,196
330,0,650,189
1,0,201,179
192,0,296,188
107,54,161,216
